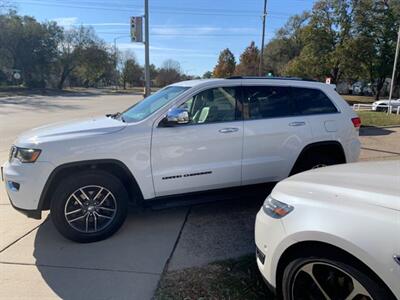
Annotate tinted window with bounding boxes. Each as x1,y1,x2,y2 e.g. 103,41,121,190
180,87,238,124
243,86,296,119
293,87,338,115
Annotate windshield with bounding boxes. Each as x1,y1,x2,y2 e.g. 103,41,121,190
121,86,190,123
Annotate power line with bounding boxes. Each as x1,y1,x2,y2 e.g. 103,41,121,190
14,0,292,18
97,32,273,37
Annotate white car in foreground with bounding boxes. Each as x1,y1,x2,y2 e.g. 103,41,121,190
255,160,400,300
372,98,400,112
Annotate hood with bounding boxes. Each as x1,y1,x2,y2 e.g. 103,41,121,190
275,160,400,211
16,116,127,145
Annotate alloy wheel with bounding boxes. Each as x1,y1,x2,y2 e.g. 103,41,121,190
64,185,117,233
291,261,373,300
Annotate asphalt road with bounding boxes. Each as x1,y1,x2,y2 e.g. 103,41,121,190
0,92,399,299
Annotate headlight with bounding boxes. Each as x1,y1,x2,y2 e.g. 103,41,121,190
12,147,41,163
262,195,294,219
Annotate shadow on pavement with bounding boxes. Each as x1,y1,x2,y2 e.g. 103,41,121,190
168,184,273,270
31,207,187,299
29,186,272,299
359,126,395,136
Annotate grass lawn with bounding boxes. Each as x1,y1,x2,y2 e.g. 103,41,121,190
358,111,400,127
155,255,275,300
342,95,375,105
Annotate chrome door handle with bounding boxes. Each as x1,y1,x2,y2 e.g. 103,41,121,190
219,127,239,133
289,122,306,127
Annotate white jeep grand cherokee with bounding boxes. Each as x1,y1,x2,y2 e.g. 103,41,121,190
2,77,361,242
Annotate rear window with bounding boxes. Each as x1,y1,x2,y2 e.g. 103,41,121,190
292,87,338,115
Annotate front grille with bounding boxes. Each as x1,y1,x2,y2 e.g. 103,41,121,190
256,246,266,264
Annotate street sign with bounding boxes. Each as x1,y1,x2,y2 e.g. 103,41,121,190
130,16,143,43
325,77,331,84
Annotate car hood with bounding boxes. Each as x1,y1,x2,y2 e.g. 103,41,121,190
16,116,127,145
275,160,400,211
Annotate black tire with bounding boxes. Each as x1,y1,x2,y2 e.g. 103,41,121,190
291,152,339,175
282,257,394,300
376,105,387,112
50,170,128,243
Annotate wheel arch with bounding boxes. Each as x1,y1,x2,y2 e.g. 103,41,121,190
274,240,396,300
290,140,346,175
38,159,144,210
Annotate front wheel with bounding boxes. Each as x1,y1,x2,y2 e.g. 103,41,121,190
50,171,128,243
282,257,393,300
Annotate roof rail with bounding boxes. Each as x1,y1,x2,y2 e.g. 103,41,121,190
226,76,317,82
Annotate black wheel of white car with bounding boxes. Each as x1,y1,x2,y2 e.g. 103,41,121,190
50,171,128,243
376,105,387,112
282,257,393,300
291,152,338,175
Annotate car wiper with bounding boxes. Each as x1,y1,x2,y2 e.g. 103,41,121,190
106,112,121,119
106,112,126,123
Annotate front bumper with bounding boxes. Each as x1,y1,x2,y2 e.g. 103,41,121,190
2,160,54,218
255,208,287,289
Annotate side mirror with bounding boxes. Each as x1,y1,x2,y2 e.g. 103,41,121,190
162,107,189,126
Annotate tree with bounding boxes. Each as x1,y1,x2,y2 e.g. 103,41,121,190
55,26,100,89
202,71,213,79
283,0,356,83
149,63,158,82
0,0,14,13
73,43,115,87
235,41,260,76
121,53,143,89
263,13,309,76
213,48,236,77
0,11,63,88
155,59,181,87
352,0,400,99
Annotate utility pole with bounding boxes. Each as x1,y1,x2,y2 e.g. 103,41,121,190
144,0,151,97
258,0,267,76
388,24,400,113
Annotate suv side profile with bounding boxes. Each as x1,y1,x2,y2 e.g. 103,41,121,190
2,77,361,242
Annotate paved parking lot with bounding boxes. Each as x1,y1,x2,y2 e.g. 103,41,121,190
1,93,399,299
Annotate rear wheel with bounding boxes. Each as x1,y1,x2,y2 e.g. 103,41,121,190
291,152,339,175
376,105,388,112
50,171,128,243
282,257,393,300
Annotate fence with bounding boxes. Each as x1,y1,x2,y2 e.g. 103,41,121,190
352,103,400,115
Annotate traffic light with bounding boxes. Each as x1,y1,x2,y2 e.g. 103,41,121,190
130,16,143,43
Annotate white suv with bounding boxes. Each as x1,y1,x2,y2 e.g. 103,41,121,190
2,77,361,242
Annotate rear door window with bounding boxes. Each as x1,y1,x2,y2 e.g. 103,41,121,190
292,87,338,115
242,86,297,120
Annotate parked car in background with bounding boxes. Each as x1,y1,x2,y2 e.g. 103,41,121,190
372,98,400,112
2,77,361,242
255,160,400,300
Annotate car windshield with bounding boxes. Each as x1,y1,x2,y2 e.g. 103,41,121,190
121,86,190,123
